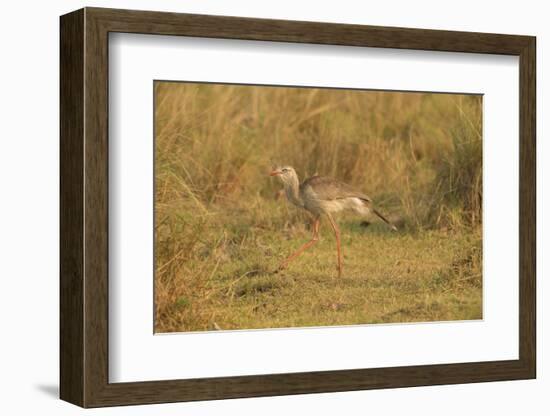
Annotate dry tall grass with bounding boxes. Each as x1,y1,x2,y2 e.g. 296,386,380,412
154,82,482,332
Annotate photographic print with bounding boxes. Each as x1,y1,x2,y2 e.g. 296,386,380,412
154,81,482,333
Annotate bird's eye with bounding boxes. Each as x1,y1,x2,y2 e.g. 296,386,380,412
282,168,288,172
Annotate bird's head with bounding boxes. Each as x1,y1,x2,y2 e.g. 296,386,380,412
269,165,298,184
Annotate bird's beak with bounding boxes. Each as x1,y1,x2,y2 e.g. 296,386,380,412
269,170,282,176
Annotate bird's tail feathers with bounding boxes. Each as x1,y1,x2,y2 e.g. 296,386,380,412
373,208,398,231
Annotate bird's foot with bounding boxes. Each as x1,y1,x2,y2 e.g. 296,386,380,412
273,263,288,274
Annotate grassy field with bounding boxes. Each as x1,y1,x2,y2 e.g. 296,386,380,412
154,82,483,333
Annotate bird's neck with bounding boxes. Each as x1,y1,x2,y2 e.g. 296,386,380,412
283,175,303,207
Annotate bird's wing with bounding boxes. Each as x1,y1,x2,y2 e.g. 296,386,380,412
301,176,372,202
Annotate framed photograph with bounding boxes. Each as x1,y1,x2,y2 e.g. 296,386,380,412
60,7,536,408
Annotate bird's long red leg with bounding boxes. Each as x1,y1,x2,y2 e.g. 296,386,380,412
278,217,320,271
326,214,342,278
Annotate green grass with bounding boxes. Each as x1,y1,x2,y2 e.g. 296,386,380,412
155,200,482,332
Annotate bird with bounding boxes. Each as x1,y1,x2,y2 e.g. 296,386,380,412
269,165,396,278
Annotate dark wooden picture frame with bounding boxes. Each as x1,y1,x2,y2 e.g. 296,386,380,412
60,7,536,408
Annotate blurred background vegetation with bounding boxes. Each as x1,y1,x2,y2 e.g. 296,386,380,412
154,82,482,333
